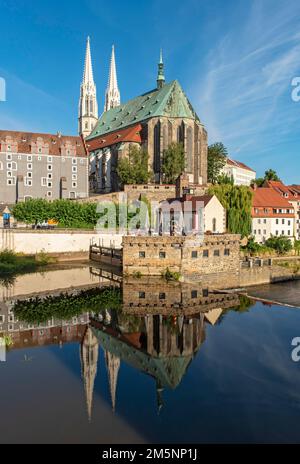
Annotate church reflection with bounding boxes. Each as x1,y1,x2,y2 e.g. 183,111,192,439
0,273,242,421
80,280,240,420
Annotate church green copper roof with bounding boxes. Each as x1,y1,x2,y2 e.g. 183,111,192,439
86,80,201,141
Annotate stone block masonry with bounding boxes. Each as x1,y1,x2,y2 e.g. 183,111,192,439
122,234,241,277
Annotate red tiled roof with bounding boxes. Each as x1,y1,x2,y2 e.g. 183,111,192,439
252,188,295,208
265,180,300,200
226,158,256,173
85,124,142,151
0,130,87,157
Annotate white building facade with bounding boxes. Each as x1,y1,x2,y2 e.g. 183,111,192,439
251,188,295,244
223,158,256,186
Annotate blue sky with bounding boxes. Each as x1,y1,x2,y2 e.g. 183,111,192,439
0,0,300,183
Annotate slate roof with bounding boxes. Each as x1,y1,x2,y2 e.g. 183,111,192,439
87,80,200,141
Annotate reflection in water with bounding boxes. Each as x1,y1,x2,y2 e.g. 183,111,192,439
0,267,246,422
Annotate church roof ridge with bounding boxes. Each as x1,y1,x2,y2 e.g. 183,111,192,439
87,80,200,141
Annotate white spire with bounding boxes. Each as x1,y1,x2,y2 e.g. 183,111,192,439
78,36,99,138
83,36,94,85
105,350,120,413
80,327,99,422
104,45,121,112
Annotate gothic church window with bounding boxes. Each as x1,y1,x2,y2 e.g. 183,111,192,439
186,126,193,172
154,122,160,173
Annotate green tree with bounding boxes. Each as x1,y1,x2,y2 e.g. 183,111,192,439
207,142,227,184
117,145,150,186
294,240,300,256
265,236,293,254
217,173,234,185
161,142,185,184
264,169,281,182
208,184,253,237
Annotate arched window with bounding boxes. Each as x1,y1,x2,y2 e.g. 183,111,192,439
85,122,88,130
212,218,217,233
85,96,89,115
186,127,193,173
90,100,93,114
154,122,160,173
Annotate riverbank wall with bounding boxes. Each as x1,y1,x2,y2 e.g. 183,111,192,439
0,229,123,259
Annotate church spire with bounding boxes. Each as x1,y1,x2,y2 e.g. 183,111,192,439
104,45,121,112
157,48,165,89
83,36,94,84
80,326,99,422
78,36,99,138
105,350,120,413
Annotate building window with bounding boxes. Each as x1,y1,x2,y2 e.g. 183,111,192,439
276,230,279,235
27,155,32,162
47,191,52,198
282,219,285,224
47,173,52,179
224,249,230,256
213,249,220,257
159,251,166,259
0,315,4,323
27,163,32,170
7,171,12,177
258,219,261,224
282,230,284,235
41,177,47,186
263,219,267,224
72,158,77,165
38,155,42,161
72,181,77,188
139,291,145,299
72,166,77,173
47,181,52,188
80,159,84,165
25,178,32,187
202,289,209,297
139,251,145,258
72,174,77,181
276,219,279,224
203,250,209,258
47,164,52,171
288,230,291,236
7,162,17,170
191,290,198,299
7,178,16,186
38,147,42,154
159,293,166,300
288,220,291,226
191,251,198,258
6,153,12,160
69,192,76,199
263,230,266,235
47,156,52,163
27,172,32,178
212,218,217,232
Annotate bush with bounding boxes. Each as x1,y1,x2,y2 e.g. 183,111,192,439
13,287,122,324
265,236,293,254
0,250,50,277
161,268,181,282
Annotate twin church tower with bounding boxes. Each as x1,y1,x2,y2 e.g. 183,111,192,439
78,37,121,138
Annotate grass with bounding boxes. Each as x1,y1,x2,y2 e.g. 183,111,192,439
277,260,300,274
0,250,52,277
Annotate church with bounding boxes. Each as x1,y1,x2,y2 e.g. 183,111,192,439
78,38,208,194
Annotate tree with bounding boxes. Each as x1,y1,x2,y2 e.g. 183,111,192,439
252,169,281,187
217,173,234,185
264,169,281,182
161,142,185,184
117,145,150,186
208,184,253,237
207,142,227,184
265,236,293,254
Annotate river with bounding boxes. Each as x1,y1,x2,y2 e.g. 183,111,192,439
0,266,300,444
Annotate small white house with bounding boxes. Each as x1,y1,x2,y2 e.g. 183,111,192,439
160,194,226,235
